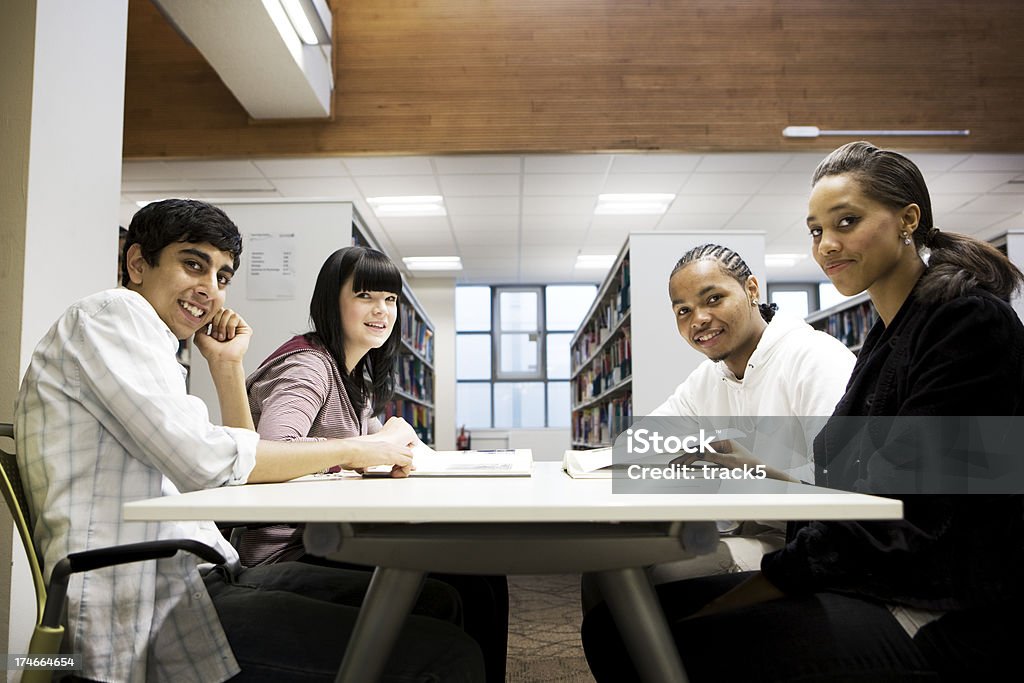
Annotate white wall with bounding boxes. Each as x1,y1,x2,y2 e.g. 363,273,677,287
1,0,129,661
508,429,571,461
407,278,457,450
454,429,570,461
1008,230,1024,323
190,201,354,420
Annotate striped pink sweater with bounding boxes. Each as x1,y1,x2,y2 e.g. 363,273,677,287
237,335,381,566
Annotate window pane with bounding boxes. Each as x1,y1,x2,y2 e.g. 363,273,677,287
818,282,854,312
499,291,538,332
547,382,570,428
546,333,572,379
546,285,597,331
457,383,492,429
456,334,492,379
493,382,545,428
456,286,491,331
769,290,809,319
500,333,538,374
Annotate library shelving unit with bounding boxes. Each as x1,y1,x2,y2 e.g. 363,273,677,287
569,244,633,448
352,211,436,446
569,232,765,448
804,292,874,353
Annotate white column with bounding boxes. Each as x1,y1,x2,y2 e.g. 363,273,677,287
1007,230,1024,323
0,0,128,657
408,278,457,450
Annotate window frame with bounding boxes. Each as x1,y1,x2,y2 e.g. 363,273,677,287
456,284,596,429
493,286,545,381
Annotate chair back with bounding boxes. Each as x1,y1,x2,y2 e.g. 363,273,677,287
0,423,50,625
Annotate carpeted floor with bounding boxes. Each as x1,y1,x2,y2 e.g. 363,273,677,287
505,574,595,683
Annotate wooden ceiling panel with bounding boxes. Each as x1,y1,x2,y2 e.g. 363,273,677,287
123,0,1024,158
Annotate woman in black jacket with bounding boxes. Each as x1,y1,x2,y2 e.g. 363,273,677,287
581,141,1024,682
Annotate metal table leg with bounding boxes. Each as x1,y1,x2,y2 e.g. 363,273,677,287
335,566,426,683
592,567,689,683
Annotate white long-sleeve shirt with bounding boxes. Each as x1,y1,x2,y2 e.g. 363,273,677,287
650,312,857,482
15,288,259,683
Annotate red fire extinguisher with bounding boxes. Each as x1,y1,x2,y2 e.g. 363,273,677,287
456,425,471,451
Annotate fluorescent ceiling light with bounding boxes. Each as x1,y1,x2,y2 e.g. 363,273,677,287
595,193,675,215
765,253,809,268
368,195,447,217
575,254,616,269
403,256,463,271
783,126,969,138
278,0,331,45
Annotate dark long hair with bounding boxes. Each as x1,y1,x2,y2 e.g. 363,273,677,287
671,243,777,322
812,141,1024,303
307,247,403,416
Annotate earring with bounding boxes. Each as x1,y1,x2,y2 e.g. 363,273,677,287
901,232,912,245
751,299,759,307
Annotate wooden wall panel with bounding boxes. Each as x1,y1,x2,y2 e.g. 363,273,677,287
123,0,1024,158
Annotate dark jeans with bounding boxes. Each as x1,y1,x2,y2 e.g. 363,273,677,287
204,562,485,682
582,572,954,683
298,555,510,683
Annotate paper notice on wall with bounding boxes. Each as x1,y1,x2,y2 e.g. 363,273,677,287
247,233,296,300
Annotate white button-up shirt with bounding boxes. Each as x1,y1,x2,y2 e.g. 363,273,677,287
15,289,259,682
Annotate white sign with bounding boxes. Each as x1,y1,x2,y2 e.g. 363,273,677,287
247,233,296,300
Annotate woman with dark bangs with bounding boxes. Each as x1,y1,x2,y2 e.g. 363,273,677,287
238,246,509,683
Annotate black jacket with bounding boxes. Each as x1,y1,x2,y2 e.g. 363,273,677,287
761,284,1024,610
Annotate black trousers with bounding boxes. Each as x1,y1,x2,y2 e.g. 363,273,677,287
581,571,1016,682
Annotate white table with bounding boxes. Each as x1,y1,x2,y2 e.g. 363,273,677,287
124,462,902,683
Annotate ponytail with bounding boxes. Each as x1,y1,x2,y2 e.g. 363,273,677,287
918,229,1024,303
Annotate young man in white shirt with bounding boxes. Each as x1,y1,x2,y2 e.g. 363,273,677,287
653,244,856,573
15,199,483,682
582,244,856,615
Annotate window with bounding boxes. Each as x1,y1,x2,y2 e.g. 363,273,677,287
767,283,818,319
496,288,541,379
818,282,855,312
456,284,596,429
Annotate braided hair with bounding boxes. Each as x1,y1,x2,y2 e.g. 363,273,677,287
671,243,777,322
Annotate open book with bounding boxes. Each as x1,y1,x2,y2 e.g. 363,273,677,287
563,428,745,479
364,445,533,477
562,447,616,479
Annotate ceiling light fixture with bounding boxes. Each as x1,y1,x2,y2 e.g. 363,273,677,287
277,0,332,46
595,193,675,215
575,254,617,269
783,126,969,139
402,256,463,271
367,195,447,217
764,253,809,268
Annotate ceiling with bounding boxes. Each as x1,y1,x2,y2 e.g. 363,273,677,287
120,151,1024,284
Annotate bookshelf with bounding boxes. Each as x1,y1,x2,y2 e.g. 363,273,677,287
569,232,765,448
351,211,436,445
805,292,875,353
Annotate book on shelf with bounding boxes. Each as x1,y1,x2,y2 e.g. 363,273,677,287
383,399,432,444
